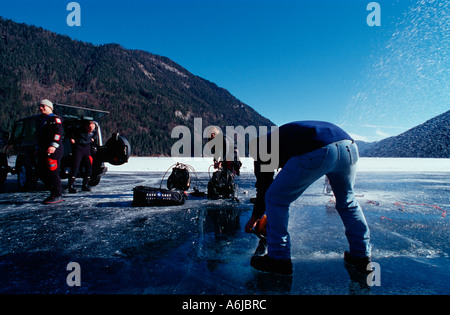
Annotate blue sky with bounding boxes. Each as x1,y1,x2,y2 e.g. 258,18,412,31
1,0,448,141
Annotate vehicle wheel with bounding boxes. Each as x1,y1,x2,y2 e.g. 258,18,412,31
0,154,7,185
88,175,101,186
105,134,131,166
16,159,37,191
0,168,7,185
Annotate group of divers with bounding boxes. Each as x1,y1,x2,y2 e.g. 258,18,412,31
31,99,374,276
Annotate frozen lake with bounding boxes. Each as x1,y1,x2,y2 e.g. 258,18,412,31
0,158,449,295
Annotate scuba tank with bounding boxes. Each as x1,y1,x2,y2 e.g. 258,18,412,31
167,164,191,191
207,168,235,200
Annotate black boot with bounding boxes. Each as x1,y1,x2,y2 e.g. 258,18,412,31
82,176,91,192
344,251,372,274
250,254,293,275
68,176,77,193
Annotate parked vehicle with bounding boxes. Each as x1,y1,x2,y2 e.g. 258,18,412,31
0,104,131,190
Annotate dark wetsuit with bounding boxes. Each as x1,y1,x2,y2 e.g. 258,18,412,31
69,128,98,180
37,113,64,197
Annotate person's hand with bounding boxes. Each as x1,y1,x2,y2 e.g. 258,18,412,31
47,146,56,155
244,216,260,233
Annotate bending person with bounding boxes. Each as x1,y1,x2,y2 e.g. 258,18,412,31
245,121,372,275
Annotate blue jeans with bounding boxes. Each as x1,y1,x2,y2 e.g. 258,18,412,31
265,140,371,260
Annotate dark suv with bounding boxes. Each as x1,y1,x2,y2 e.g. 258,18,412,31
0,104,131,190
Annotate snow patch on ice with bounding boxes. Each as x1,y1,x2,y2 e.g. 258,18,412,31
357,158,450,172
107,157,450,173
107,157,255,173
374,248,446,259
303,251,342,261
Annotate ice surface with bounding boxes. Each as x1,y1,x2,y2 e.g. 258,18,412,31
0,158,449,294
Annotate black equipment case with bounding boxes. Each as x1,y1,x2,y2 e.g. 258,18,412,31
132,186,186,207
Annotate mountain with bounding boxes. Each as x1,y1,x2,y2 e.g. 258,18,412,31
357,110,450,158
0,17,274,155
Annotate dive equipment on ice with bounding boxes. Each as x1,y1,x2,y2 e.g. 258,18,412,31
207,168,236,200
160,162,207,195
132,186,186,207
167,163,191,191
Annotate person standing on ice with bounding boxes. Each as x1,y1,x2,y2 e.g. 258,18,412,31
36,99,64,204
244,121,372,275
205,126,242,175
68,120,98,193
